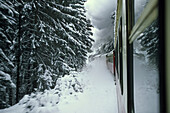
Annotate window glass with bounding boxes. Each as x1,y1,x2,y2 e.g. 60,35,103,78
133,19,160,113
134,0,149,23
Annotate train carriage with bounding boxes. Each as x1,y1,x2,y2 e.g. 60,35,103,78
106,0,170,112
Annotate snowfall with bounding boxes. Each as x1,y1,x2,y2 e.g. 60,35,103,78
0,56,118,113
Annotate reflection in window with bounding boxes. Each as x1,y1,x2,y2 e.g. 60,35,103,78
136,19,159,67
133,19,160,113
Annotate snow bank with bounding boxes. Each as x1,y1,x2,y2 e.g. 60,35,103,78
58,56,118,113
0,56,118,113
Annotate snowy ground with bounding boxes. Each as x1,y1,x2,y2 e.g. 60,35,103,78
58,56,118,113
0,56,118,113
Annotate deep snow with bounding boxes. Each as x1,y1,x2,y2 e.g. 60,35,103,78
0,56,118,113
58,56,118,113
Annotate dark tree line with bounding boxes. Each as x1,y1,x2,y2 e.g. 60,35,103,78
0,0,93,109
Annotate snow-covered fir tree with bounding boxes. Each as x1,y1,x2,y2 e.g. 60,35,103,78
0,0,19,108
18,0,93,90
0,0,93,108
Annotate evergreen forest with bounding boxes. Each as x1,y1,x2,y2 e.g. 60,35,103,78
0,0,94,108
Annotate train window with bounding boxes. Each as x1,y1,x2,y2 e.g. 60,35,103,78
134,0,149,23
133,19,160,113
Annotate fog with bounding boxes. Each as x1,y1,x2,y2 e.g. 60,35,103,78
85,0,117,49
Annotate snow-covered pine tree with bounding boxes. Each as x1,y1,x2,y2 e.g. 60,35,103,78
66,0,94,69
49,0,94,69
33,0,94,89
0,0,93,107
15,0,39,100
0,0,18,108
17,0,94,92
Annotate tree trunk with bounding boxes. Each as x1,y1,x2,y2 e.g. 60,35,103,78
16,3,21,103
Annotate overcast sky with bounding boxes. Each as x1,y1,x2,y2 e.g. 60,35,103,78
85,0,117,49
